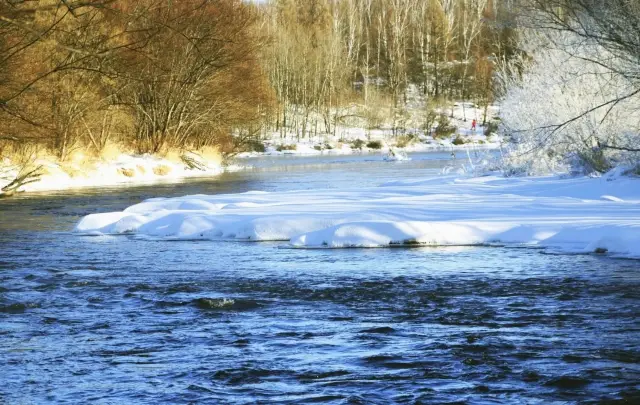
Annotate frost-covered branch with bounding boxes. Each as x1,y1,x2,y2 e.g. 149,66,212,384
498,2,640,175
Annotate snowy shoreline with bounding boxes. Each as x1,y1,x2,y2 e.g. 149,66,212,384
0,152,226,197
238,102,503,158
75,170,640,259
0,142,498,197
236,138,502,158
1,103,500,196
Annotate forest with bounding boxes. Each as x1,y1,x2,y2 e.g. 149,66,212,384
1,0,638,179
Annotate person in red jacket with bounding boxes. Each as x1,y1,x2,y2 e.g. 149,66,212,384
471,119,477,132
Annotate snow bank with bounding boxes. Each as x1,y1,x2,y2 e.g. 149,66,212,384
0,152,223,195
236,103,502,158
74,173,640,258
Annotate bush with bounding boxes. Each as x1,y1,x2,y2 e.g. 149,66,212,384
351,139,366,150
452,136,467,145
434,114,457,139
119,168,136,177
243,139,266,153
276,144,297,152
421,109,439,134
484,120,499,136
313,144,333,151
363,90,391,129
576,148,612,173
396,134,417,148
624,164,640,176
153,165,172,176
366,140,383,149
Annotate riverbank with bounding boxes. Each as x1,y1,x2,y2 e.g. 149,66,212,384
0,151,226,197
1,103,501,196
76,168,640,259
238,133,502,158
0,144,493,197
240,102,503,158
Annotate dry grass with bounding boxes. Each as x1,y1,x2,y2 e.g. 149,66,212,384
119,168,136,177
395,134,417,148
197,146,222,166
61,165,84,178
276,144,297,152
153,165,172,176
100,141,128,161
164,149,183,165
1,144,43,172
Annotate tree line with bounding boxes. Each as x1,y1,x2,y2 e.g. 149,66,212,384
1,0,271,160
1,0,520,160
2,0,637,173
261,0,518,138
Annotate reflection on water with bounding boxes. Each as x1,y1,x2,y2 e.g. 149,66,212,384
1,152,639,404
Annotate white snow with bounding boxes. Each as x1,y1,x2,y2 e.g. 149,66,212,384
74,172,640,259
383,149,411,161
237,102,502,158
0,152,223,195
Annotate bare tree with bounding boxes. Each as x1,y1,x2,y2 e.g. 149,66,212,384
515,0,640,153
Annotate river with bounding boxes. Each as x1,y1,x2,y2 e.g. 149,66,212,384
1,152,639,404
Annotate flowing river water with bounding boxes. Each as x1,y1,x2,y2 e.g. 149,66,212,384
1,152,639,404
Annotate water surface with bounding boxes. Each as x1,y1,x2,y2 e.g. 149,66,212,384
1,152,638,404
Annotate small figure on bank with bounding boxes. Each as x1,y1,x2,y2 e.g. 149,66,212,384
471,119,477,132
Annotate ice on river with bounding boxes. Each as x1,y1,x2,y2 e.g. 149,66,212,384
75,172,640,258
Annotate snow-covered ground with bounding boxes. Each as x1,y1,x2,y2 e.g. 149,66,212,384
0,152,225,196
75,169,640,259
1,102,499,195
239,103,502,158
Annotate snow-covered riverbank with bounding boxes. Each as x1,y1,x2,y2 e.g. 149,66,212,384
0,152,225,196
76,169,640,259
239,103,502,158
1,103,501,196
238,133,501,158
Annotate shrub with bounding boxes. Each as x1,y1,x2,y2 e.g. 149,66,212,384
624,164,640,176
452,136,467,145
153,165,172,176
576,148,612,174
363,90,391,129
421,109,439,134
434,114,457,139
243,139,266,153
366,140,383,149
396,134,417,148
351,139,366,150
276,144,297,152
312,143,335,151
484,120,499,136
119,168,136,177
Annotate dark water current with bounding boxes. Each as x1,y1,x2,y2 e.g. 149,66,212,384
0,152,639,404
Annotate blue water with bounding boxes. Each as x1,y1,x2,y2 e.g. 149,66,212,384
1,152,639,404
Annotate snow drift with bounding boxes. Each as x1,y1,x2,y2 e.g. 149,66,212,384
75,173,640,258
0,152,223,195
